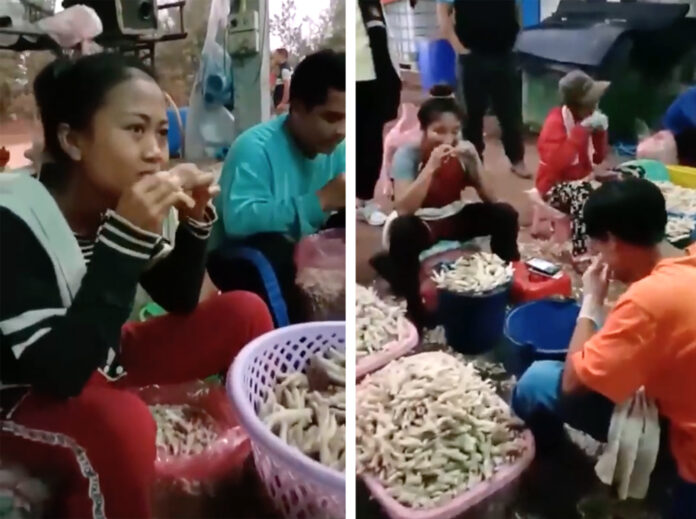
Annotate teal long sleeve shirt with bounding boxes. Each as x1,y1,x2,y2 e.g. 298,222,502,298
214,114,345,243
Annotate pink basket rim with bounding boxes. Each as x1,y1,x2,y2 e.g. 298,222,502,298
359,393,535,519
228,321,346,495
356,319,419,379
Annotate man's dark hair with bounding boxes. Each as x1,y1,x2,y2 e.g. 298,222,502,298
289,49,345,111
275,47,289,58
34,52,156,165
583,178,667,247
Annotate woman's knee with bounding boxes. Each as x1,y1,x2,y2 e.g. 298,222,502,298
207,291,274,334
511,360,564,419
389,215,430,256
492,202,519,227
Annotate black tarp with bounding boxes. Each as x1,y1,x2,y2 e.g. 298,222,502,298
515,0,696,142
515,0,695,77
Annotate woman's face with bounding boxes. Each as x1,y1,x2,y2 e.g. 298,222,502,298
424,112,461,148
74,74,169,203
575,102,597,120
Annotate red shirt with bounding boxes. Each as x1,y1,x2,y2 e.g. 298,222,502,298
535,106,609,196
420,144,473,208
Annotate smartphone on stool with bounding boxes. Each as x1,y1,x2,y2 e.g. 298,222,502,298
526,258,562,278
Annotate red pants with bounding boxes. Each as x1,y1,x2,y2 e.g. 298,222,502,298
0,292,273,519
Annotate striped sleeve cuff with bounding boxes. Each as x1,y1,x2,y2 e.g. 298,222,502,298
182,203,217,239
99,210,161,260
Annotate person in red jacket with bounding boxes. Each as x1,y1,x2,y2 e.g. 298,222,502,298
536,70,610,257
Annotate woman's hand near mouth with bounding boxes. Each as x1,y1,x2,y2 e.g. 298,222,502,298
116,172,195,233
167,163,221,221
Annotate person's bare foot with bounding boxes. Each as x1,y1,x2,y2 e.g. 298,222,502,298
511,161,532,179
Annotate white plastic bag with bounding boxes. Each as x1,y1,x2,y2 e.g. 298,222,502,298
185,0,236,161
636,130,678,165
37,5,102,50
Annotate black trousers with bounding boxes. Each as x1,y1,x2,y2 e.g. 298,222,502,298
356,80,391,201
370,202,520,328
207,210,345,325
460,52,525,164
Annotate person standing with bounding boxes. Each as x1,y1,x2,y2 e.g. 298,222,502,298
271,48,292,115
436,0,530,178
356,0,402,203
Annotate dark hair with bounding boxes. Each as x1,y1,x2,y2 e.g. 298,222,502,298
34,53,156,164
289,49,345,110
583,178,666,247
417,85,465,130
275,48,289,57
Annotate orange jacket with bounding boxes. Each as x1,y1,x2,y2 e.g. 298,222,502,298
536,106,609,196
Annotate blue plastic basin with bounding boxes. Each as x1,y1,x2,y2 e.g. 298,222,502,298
503,299,580,376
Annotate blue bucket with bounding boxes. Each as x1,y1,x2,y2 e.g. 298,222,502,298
417,39,457,92
167,106,188,157
436,283,511,354
503,299,580,376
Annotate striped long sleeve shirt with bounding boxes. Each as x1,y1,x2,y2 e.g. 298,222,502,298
0,200,216,402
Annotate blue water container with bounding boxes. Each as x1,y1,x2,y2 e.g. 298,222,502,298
167,106,188,157
503,299,580,376
518,0,540,28
417,39,457,92
436,283,511,354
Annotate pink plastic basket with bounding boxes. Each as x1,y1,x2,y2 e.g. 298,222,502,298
356,319,419,379
361,397,535,519
228,322,345,519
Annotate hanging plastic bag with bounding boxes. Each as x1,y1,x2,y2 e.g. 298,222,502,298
185,0,236,161
134,381,250,506
294,228,346,321
373,103,421,205
37,5,102,52
636,130,678,165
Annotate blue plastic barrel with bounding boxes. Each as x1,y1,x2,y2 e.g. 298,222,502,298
417,39,457,92
436,283,511,354
518,0,540,28
167,106,188,157
503,299,580,376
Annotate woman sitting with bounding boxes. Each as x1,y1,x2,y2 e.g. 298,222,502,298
536,70,610,258
0,53,273,518
371,85,520,328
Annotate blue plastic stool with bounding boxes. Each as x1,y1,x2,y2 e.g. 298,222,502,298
214,244,289,328
167,107,188,157
417,39,457,92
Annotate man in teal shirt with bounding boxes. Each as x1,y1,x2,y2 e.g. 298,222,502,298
208,49,345,323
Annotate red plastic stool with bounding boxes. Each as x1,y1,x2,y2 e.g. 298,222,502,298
511,261,572,303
